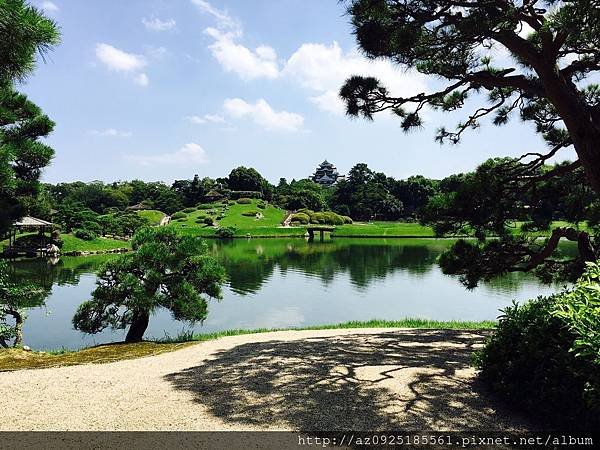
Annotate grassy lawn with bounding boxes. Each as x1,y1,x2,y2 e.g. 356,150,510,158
170,200,306,237
333,221,436,237
0,319,495,372
61,234,130,253
1,233,130,254
137,209,166,226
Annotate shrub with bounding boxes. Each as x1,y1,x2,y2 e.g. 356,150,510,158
196,204,215,210
310,211,345,226
171,212,187,220
290,213,310,225
204,217,214,226
215,227,236,239
554,262,600,366
228,201,236,206
257,201,266,209
241,210,258,217
73,228,98,241
342,215,353,224
237,198,252,204
474,267,600,430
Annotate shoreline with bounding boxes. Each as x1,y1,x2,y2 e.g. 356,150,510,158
0,319,496,372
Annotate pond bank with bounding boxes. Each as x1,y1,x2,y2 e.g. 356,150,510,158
0,328,534,432
0,319,496,371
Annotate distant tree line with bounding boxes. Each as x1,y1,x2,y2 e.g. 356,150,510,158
15,158,589,247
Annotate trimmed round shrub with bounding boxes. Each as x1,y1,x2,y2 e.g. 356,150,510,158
215,227,236,239
171,212,187,220
257,201,266,209
342,215,353,224
183,207,197,213
73,228,98,241
197,204,215,210
241,210,259,217
290,213,310,225
204,217,214,226
237,198,252,204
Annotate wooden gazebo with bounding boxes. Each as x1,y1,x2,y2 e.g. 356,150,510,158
4,216,54,256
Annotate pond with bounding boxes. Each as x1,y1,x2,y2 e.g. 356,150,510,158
6,238,569,350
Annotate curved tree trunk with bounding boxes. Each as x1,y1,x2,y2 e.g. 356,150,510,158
12,311,23,348
125,310,150,343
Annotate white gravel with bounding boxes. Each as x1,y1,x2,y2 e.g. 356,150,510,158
0,328,531,431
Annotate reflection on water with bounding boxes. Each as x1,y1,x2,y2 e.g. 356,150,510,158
7,238,569,350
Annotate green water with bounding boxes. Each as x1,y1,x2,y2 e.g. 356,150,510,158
6,238,569,350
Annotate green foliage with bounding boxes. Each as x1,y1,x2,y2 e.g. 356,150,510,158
0,0,61,84
73,228,98,241
227,166,272,200
136,210,165,226
203,217,214,226
171,211,187,220
236,198,252,204
241,210,258,217
329,163,403,221
554,262,600,365
0,260,44,348
72,227,225,342
257,201,266,209
183,207,196,213
475,267,600,429
290,212,310,225
197,203,216,210
215,227,236,239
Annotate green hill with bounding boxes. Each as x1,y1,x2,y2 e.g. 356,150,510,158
169,200,305,237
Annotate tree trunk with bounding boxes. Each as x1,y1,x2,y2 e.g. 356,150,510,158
12,311,23,348
125,310,150,343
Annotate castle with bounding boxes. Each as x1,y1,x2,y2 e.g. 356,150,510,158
311,160,345,186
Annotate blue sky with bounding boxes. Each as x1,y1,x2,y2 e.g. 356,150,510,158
21,0,575,184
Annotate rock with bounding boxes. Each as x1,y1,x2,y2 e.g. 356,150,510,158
22,346,32,352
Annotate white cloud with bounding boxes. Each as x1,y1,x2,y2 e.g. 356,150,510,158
40,1,58,13
134,73,149,86
90,129,132,138
95,43,149,86
193,0,278,80
205,28,279,80
142,17,176,32
191,0,240,31
223,98,304,131
283,42,428,115
126,143,209,166
186,114,226,124
96,43,147,72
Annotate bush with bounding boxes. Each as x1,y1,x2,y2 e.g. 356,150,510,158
257,201,266,209
474,267,600,430
310,211,345,225
73,228,98,241
342,215,353,224
171,212,187,220
554,262,600,366
215,227,236,239
183,207,197,213
197,204,216,210
290,213,310,224
237,198,252,204
241,210,258,217
204,217,214,226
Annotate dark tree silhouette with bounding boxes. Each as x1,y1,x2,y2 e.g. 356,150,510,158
341,0,600,285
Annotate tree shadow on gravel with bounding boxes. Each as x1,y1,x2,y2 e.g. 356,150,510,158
164,330,532,431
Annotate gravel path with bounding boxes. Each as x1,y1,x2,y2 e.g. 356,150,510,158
0,328,531,431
